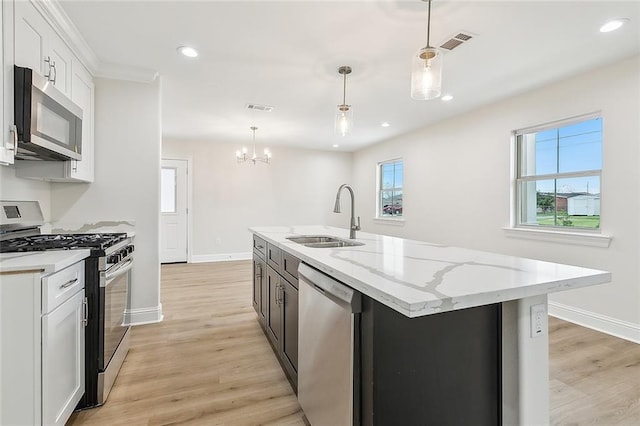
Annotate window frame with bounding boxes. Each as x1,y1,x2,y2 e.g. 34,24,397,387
513,112,602,233
376,158,404,220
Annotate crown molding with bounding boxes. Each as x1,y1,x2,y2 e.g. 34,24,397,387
31,0,159,83
32,0,100,74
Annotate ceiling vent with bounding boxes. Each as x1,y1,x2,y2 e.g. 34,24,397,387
246,103,274,112
439,31,474,52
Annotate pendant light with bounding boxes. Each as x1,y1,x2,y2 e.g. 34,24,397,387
335,65,353,136
236,126,271,165
411,0,442,100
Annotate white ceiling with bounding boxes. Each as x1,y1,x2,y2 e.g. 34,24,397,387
59,1,640,152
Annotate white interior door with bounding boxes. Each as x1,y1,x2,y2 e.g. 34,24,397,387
160,159,188,263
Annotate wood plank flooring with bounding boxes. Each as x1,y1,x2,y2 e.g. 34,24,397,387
68,261,640,425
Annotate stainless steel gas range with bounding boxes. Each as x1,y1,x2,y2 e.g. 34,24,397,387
0,200,133,409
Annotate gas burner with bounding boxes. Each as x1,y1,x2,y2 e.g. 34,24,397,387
0,233,128,253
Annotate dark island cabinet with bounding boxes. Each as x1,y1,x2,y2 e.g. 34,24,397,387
281,276,298,383
360,297,502,425
252,237,299,391
252,235,267,322
265,265,282,348
252,257,266,323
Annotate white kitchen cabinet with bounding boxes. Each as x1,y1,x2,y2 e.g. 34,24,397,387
14,0,72,97
0,259,86,426
0,0,16,165
68,58,95,182
47,33,74,98
13,0,95,182
42,290,85,426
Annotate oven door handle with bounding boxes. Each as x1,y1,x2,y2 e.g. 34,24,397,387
102,258,134,287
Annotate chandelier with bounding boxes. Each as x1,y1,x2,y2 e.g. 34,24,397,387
411,0,443,100
236,126,271,165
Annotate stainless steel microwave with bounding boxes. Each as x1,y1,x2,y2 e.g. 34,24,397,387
14,66,82,161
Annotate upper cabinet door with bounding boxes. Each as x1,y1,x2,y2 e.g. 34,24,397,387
14,0,48,75
14,0,73,97
48,35,73,97
70,58,94,182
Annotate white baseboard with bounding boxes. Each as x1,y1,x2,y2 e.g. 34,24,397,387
189,252,252,263
124,303,164,326
548,301,640,344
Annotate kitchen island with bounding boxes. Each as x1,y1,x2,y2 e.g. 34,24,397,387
250,225,611,425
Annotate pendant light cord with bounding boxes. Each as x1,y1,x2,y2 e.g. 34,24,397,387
342,72,347,105
426,0,432,47
252,126,257,157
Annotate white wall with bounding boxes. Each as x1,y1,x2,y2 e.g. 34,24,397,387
162,140,353,260
352,56,640,339
0,167,51,220
51,78,162,324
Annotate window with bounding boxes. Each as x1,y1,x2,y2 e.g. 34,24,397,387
161,167,177,213
378,159,403,218
515,114,602,230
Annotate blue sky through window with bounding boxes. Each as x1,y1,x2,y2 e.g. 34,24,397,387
534,118,602,193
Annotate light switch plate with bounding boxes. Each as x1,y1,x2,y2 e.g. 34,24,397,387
530,303,547,338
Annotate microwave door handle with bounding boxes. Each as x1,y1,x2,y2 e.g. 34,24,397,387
102,258,134,286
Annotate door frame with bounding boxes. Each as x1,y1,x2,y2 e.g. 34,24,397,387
161,156,193,263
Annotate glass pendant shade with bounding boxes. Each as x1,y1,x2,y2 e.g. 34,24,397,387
335,105,354,137
411,46,443,100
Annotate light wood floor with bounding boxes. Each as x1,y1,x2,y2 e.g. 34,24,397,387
68,261,640,426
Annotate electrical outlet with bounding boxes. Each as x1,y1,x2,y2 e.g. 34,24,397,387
530,303,547,338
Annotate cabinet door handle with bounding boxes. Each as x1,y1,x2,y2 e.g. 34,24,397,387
50,61,57,84
277,284,285,305
256,245,264,250
8,125,17,151
255,263,262,278
82,297,88,327
44,56,53,80
60,277,78,289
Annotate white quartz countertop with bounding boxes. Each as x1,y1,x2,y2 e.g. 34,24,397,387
0,250,90,275
250,225,611,318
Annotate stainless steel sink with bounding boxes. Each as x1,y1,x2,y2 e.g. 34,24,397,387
286,235,364,248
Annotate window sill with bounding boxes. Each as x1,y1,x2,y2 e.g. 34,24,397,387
502,227,611,248
374,217,405,227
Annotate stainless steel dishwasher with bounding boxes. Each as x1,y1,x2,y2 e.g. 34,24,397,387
298,263,361,426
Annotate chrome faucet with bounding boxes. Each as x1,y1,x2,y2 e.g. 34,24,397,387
333,184,361,239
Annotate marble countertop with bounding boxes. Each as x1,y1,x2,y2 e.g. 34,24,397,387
250,225,611,318
0,250,91,275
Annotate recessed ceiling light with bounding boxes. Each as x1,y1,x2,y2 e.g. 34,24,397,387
381,122,390,127
332,144,340,148
441,94,454,101
599,18,629,33
177,46,198,58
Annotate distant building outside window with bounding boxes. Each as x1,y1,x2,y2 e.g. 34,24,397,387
515,114,602,230
378,159,403,218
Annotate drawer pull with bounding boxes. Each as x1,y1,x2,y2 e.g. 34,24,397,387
59,278,78,289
